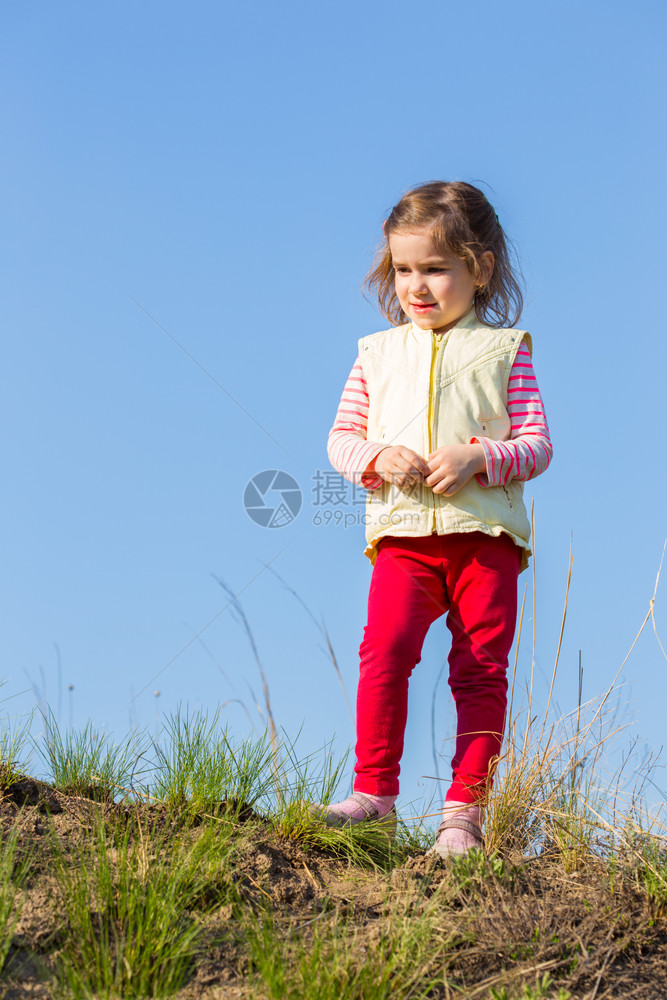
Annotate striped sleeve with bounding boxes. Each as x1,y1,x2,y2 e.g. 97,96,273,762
327,357,386,489
472,343,553,488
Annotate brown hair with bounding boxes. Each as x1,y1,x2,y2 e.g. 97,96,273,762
365,181,524,328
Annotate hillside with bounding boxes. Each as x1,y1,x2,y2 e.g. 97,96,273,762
2,766,667,1000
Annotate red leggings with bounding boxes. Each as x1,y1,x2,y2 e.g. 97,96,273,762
353,531,521,804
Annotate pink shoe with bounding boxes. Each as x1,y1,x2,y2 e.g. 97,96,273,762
427,805,484,860
310,791,398,840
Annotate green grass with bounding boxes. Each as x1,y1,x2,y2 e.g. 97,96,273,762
244,900,453,1000
150,705,279,820
257,735,401,866
0,684,33,789
628,828,667,916
489,975,572,1000
447,846,514,893
0,823,31,975
50,808,244,998
39,711,149,802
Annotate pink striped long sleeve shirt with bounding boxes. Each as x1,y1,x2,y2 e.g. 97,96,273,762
327,342,552,490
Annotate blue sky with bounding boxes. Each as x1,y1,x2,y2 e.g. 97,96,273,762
2,0,666,813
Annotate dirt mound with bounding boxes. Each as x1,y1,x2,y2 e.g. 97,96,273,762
1,786,667,999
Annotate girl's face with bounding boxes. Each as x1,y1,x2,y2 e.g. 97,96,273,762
389,229,493,334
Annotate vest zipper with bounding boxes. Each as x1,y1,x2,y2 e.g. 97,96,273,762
428,331,443,531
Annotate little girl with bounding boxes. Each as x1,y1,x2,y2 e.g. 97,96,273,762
319,181,552,857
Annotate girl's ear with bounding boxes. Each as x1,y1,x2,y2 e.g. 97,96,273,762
479,251,495,284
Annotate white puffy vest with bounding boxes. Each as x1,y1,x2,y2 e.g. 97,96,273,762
358,308,532,572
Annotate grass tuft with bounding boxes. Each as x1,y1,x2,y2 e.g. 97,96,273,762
243,901,451,1000
150,705,278,820
39,711,148,802
0,689,33,790
489,974,572,999
51,808,243,997
0,823,31,975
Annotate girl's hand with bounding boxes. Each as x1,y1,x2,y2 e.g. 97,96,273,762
425,444,486,495
369,446,431,489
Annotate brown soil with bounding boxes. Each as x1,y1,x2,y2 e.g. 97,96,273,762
2,779,667,1000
